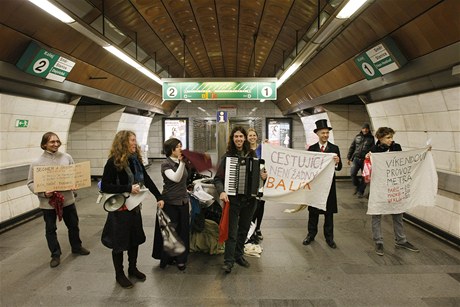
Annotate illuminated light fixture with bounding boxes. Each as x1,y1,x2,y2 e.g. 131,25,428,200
160,100,165,105
28,0,75,24
104,46,162,85
276,0,369,89
286,98,292,105
260,99,265,102
336,0,368,19
185,99,191,103
277,63,300,88
197,107,206,112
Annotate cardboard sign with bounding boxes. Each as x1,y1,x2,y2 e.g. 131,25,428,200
33,161,91,192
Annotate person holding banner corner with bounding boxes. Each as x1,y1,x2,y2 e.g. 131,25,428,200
27,132,90,269
303,119,342,249
101,130,164,288
365,127,419,256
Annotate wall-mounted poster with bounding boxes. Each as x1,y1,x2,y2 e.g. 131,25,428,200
266,118,292,148
163,118,189,149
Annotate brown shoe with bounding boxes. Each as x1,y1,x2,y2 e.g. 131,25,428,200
72,247,90,255
128,267,146,281
50,257,60,268
116,272,133,289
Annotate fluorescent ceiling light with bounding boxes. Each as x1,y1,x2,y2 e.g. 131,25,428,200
277,63,300,88
185,99,191,103
260,99,265,102
29,0,75,24
104,46,162,85
336,0,368,19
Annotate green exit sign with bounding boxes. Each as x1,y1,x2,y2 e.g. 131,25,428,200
15,119,29,128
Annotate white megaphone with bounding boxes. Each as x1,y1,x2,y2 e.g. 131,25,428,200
102,193,129,212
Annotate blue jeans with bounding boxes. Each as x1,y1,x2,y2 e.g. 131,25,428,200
350,158,366,194
372,214,407,245
42,204,82,258
224,197,257,265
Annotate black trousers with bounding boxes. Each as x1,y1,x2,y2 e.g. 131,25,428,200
42,204,82,258
153,203,190,265
307,211,334,243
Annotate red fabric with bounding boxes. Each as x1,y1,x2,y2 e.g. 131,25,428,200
49,192,64,221
320,145,325,152
182,149,213,172
218,201,230,244
363,158,372,183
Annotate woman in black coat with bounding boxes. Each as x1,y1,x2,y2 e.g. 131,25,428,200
101,130,164,289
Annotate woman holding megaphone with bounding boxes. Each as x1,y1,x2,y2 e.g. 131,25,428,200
101,130,164,289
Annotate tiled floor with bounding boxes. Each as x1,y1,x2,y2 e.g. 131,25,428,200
1,161,459,306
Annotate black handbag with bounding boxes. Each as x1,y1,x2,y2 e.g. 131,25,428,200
157,208,186,256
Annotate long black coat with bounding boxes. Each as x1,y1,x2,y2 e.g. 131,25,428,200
308,141,342,214
101,157,162,252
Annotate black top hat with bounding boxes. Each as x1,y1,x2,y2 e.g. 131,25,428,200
314,119,332,133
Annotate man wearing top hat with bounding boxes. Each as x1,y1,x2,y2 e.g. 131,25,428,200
303,119,342,249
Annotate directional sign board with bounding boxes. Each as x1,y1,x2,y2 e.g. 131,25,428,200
162,78,277,100
16,41,76,82
354,37,407,80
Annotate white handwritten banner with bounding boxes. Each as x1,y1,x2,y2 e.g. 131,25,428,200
367,148,437,215
261,144,336,210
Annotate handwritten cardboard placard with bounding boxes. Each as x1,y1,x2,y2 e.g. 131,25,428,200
33,161,91,192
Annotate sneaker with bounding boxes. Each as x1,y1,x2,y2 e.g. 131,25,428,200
395,241,419,252
255,230,263,240
222,263,232,273
72,247,90,255
375,243,384,256
236,257,250,268
357,192,364,198
50,256,60,268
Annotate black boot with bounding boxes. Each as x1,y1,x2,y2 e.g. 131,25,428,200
128,246,146,281
112,251,133,289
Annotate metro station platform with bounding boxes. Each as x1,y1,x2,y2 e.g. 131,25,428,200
1,161,459,306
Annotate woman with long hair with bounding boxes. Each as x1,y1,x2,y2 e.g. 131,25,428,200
101,130,164,289
247,128,265,242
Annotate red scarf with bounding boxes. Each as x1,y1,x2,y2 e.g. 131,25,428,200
218,201,230,244
49,192,65,221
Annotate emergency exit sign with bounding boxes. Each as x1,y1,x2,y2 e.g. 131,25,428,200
16,41,75,82
354,37,407,80
15,119,29,128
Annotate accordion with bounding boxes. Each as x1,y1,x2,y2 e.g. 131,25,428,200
224,156,265,197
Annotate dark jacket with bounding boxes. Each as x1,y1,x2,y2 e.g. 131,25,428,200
308,142,342,214
214,150,256,202
370,141,402,153
347,132,375,160
161,157,189,206
101,157,162,252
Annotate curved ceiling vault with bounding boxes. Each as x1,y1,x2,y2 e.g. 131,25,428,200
0,0,459,116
